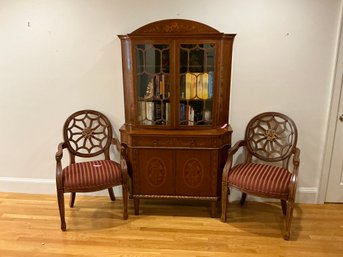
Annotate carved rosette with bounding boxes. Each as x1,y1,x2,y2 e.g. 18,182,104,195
183,159,204,188
146,158,167,187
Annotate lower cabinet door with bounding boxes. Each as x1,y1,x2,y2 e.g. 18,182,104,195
175,150,213,197
133,149,174,195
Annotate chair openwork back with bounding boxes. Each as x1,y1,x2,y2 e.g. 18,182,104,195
63,110,113,158
245,112,297,162
221,112,300,240
55,110,129,231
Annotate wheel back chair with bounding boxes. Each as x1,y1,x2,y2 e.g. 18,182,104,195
55,110,129,231
221,112,300,240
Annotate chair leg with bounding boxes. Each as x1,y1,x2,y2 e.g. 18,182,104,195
221,185,229,222
108,188,116,201
57,190,66,231
240,192,247,206
69,192,76,208
122,185,128,220
284,200,294,240
281,199,287,215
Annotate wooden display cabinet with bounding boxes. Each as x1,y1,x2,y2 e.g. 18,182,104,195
118,19,235,216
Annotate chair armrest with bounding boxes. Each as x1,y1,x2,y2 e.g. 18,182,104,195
55,142,67,190
55,142,66,162
228,140,246,157
222,140,246,183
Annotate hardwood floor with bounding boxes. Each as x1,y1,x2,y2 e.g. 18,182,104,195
0,193,342,257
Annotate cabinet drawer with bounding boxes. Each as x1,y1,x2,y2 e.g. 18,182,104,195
132,136,174,147
132,136,214,148
174,137,212,148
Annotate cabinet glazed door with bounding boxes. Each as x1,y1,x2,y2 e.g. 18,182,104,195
177,42,217,128
134,42,174,127
133,149,174,195
175,150,212,196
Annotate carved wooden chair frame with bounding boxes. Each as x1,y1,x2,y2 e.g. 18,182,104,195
221,112,300,240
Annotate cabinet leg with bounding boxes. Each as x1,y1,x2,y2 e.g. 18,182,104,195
210,201,217,218
134,198,140,215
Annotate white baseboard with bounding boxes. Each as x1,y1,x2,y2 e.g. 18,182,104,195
0,177,318,203
0,177,122,197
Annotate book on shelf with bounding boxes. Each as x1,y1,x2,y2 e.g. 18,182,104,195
188,105,195,125
185,72,209,100
180,103,186,124
138,101,146,123
165,102,170,124
208,71,213,98
154,101,162,124
145,101,154,125
140,100,172,125
152,74,168,98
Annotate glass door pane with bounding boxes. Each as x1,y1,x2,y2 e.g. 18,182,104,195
135,44,170,126
179,44,215,126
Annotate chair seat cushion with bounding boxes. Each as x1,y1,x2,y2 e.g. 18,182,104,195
228,163,292,197
62,160,122,192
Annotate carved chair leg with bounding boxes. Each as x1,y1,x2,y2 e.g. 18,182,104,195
284,200,294,240
133,198,140,215
281,199,287,215
240,192,247,206
108,188,116,201
221,185,229,222
122,184,128,220
57,190,66,231
69,192,76,208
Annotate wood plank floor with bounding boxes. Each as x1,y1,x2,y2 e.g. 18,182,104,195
0,193,342,257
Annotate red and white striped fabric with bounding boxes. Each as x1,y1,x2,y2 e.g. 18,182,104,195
228,163,291,197
62,160,122,191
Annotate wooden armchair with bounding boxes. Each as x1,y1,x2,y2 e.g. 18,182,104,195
221,112,300,240
55,110,129,231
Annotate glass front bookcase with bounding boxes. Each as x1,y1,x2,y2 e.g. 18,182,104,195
118,19,235,217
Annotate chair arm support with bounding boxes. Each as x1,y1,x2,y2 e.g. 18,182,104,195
111,138,121,152
222,140,245,183
292,147,300,172
289,147,301,201
120,144,129,185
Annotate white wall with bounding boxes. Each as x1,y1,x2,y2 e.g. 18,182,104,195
0,0,340,203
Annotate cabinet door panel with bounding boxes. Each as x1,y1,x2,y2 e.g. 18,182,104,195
134,149,174,195
178,42,217,127
175,150,212,196
135,43,173,127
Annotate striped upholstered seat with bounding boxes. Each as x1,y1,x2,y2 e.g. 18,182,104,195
63,160,122,192
228,163,292,198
